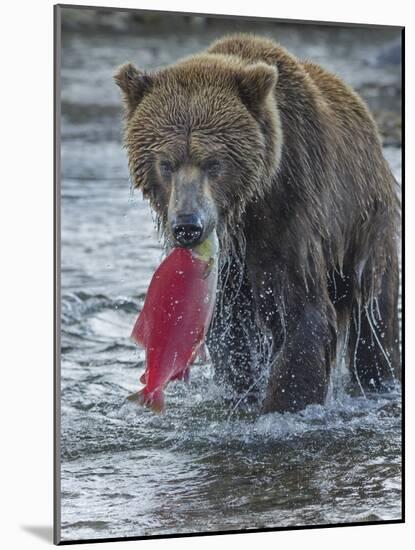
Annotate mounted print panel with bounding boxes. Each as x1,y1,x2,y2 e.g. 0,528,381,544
54,4,403,545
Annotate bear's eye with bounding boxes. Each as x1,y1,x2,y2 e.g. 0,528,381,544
204,159,222,176
159,160,174,177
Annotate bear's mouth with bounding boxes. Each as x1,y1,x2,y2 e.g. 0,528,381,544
167,208,218,250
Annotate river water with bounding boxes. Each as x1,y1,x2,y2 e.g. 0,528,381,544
58,11,402,542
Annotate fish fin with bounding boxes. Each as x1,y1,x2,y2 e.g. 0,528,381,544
127,389,144,403
189,348,198,365
181,367,190,383
127,388,165,413
197,343,209,363
170,367,189,382
202,258,214,279
131,312,147,347
190,341,209,364
145,390,165,413
171,367,190,383
139,372,146,384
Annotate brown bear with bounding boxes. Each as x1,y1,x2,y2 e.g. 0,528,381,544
115,34,400,413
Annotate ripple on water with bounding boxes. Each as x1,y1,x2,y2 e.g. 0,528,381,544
60,289,402,541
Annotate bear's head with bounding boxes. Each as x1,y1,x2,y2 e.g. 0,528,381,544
115,54,281,248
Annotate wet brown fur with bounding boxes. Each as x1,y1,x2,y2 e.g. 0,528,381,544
115,34,400,413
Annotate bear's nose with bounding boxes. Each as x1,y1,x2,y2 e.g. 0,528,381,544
172,214,204,246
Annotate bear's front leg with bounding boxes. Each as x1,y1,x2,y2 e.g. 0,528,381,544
262,299,337,413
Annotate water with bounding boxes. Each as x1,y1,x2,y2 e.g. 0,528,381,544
59,13,402,542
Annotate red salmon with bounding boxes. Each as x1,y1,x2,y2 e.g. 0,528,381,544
128,232,219,412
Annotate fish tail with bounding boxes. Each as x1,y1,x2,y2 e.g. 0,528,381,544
170,366,190,383
127,387,165,413
130,313,146,348
126,390,142,403
197,343,209,363
147,389,165,413
181,367,190,383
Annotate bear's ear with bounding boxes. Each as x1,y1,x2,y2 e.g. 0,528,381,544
114,63,153,115
236,63,278,113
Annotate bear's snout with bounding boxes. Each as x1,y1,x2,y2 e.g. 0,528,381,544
171,213,204,247
167,165,218,248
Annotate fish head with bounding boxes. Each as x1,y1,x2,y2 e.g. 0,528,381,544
192,230,219,264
